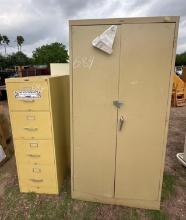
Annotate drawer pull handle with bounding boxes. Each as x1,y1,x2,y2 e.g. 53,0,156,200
33,168,41,173
29,179,43,183
22,99,35,102
24,127,38,131
26,115,36,120
30,143,38,148
27,154,40,158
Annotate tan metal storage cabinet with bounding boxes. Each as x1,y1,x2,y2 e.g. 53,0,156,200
6,75,70,194
70,17,179,209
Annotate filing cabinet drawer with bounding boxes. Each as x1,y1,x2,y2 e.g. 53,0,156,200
20,184,58,194
6,81,50,111
11,112,53,139
18,164,57,188
14,140,55,164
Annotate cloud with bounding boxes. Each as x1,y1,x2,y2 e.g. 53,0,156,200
125,0,186,53
0,0,185,57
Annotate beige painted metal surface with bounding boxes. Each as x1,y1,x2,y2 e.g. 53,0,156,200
6,75,70,194
6,81,50,111
72,25,120,197
14,140,54,164
70,17,179,209
11,111,53,139
115,23,175,201
69,16,178,26
50,63,69,76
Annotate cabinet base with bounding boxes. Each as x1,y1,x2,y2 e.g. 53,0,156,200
20,185,59,195
72,191,160,210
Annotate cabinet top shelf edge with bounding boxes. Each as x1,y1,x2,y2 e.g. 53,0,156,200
69,16,179,26
5,75,69,83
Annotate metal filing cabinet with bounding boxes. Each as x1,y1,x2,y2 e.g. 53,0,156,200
6,75,70,194
70,17,179,209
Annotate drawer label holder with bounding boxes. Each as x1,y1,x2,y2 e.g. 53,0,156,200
14,89,41,100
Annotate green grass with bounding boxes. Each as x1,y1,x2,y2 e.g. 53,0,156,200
0,172,177,220
161,172,176,201
145,210,168,220
144,172,176,220
0,172,9,181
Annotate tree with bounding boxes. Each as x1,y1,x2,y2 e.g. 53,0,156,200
16,35,24,52
0,35,3,54
32,42,68,65
175,51,186,66
6,51,32,68
0,54,7,69
0,52,32,69
2,35,10,55
0,34,3,45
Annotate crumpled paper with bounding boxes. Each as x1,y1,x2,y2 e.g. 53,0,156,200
92,25,117,54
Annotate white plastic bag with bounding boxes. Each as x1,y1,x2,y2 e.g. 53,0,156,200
92,25,117,54
0,144,6,163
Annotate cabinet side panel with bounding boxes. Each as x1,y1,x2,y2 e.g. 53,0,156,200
158,19,179,201
49,76,70,191
69,23,74,191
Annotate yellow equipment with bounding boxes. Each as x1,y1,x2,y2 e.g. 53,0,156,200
172,74,186,107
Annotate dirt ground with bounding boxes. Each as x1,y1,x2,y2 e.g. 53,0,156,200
163,106,186,219
0,101,186,220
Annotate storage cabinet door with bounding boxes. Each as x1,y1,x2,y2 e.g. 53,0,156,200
72,25,120,197
115,23,175,200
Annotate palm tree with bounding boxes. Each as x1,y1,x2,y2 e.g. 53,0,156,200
17,36,24,52
0,34,3,54
2,35,10,55
0,34,3,44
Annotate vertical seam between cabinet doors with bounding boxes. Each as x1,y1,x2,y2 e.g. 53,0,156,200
113,24,122,198
157,22,178,201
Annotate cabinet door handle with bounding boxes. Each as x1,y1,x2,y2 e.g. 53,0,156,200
119,116,124,131
29,179,43,183
27,154,40,158
24,127,38,131
113,100,123,108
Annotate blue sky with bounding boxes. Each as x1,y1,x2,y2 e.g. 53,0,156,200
0,0,185,57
